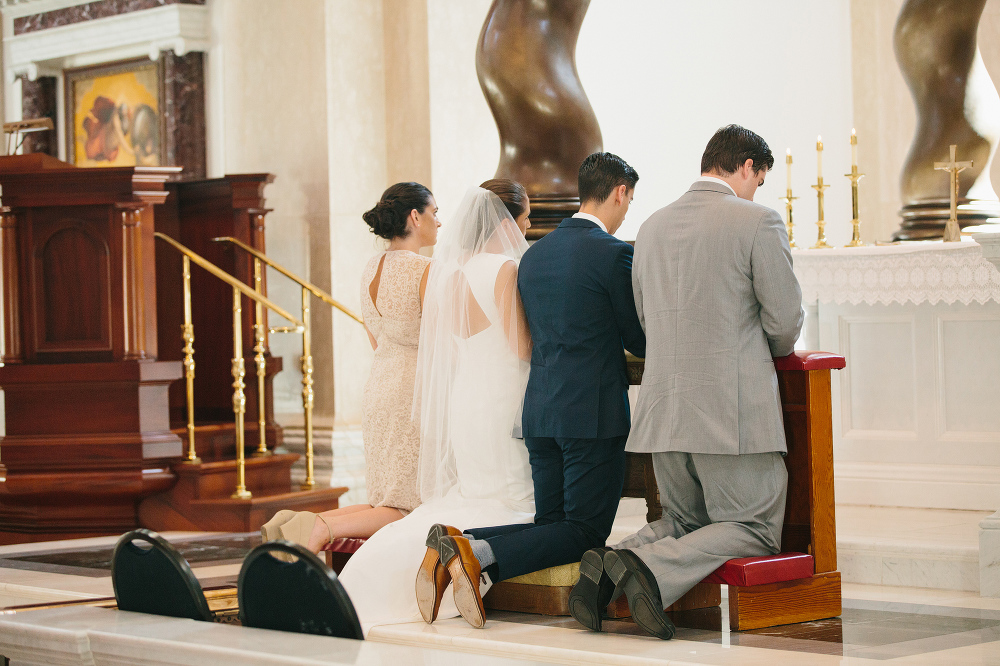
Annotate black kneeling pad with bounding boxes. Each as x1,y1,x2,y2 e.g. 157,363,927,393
238,540,363,640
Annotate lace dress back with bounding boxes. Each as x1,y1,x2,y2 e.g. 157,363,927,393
359,250,431,513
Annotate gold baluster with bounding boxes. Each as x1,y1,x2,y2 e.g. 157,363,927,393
231,286,251,499
252,257,270,456
181,256,200,464
300,286,315,490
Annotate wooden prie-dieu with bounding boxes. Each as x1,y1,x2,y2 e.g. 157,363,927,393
483,350,846,631
0,154,183,544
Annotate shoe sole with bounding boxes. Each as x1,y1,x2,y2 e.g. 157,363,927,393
441,537,485,629
604,551,675,640
415,525,454,624
568,549,605,632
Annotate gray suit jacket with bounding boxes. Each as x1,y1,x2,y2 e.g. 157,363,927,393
627,180,803,455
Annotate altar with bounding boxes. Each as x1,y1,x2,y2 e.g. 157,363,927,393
792,238,1000,513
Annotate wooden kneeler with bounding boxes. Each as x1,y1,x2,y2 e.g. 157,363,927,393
487,351,845,632
724,350,846,631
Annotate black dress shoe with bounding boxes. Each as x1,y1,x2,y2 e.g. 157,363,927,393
603,549,675,640
569,547,616,631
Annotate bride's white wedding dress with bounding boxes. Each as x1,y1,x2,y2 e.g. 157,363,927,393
338,190,534,634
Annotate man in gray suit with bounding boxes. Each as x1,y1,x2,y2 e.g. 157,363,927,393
568,125,803,639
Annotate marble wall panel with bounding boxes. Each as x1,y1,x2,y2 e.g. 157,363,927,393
13,0,205,36
842,317,917,433
18,75,56,157
939,316,1000,435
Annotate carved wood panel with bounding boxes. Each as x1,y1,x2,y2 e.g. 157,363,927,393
28,210,113,360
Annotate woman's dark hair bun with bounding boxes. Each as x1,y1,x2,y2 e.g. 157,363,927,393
363,182,433,241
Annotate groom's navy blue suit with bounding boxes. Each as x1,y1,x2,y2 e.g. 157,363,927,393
465,216,646,581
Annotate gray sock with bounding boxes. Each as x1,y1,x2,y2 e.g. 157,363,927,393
469,537,496,568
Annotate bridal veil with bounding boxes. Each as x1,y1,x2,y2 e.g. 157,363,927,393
414,187,530,504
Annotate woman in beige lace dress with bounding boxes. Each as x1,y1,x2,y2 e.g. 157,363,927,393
261,182,440,551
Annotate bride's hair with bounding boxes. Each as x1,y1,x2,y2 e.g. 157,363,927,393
362,182,433,240
480,178,527,219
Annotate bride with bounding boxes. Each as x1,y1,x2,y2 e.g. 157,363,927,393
338,181,535,634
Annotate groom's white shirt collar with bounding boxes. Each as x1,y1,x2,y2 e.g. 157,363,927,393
572,212,608,233
695,176,737,196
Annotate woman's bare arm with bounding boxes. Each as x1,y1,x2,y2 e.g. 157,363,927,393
496,261,532,361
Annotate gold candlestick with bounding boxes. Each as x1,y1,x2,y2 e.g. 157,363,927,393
780,149,799,247
934,144,973,242
811,136,832,249
845,129,865,247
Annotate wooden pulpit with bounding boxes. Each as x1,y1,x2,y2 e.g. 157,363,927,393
0,154,183,543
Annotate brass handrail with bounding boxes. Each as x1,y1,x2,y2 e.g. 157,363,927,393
155,232,305,500
211,236,364,324
211,235,363,490
157,233,304,327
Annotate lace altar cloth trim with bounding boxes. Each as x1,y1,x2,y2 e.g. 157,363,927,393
792,240,1000,306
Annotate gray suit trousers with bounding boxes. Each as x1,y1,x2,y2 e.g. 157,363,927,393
615,451,787,608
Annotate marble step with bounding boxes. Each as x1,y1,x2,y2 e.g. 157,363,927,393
836,505,989,593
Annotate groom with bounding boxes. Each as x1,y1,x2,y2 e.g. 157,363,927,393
419,153,645,628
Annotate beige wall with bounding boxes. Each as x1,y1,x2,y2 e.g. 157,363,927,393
207,0,334,416
325,0,387,425
852,0,1000,242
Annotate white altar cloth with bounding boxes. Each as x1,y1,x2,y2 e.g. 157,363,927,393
794,239,1000,307
789,239,1000,517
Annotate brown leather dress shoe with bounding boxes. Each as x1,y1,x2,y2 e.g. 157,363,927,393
438,535,486,628
415,524,462,623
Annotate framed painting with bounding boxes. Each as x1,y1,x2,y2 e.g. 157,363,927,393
64,58,163,168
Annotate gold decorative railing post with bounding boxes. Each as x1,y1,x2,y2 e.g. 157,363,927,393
210,235,364,495
181,256,200,464
252,257,270,457
231,286,251,500
300,286,315,490
155,233,304,501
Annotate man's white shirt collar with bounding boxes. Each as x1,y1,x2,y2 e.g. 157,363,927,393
696,176,737,196
572,212,608,233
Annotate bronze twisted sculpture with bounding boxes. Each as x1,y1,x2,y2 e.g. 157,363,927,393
477,0,602,238
894,0,1000,239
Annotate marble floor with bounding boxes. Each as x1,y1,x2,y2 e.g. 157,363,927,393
0,525,999,664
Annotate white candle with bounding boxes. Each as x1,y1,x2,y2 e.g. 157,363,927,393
786,148,792,190
851,128,858,167
816,135,823,180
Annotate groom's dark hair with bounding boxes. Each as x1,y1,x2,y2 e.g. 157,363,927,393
701,124,775,175
578,152,639,205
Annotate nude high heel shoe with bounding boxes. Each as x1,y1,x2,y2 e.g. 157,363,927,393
260,509,296,542
278,511,335,553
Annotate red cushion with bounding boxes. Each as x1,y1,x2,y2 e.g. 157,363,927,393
320,537,367,554
773,351,846,372
703,552,814,587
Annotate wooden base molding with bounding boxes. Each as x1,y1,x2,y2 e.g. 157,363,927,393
138,454,346,532
728,571,842,631
0,360,183,544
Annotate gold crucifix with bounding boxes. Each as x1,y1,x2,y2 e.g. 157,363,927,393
934,144,973,242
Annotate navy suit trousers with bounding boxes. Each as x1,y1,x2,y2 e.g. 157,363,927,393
465,435,628,581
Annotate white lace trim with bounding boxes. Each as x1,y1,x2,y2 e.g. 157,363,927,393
793,240,1000,306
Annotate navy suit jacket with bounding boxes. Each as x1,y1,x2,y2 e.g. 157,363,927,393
518,217,646,440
